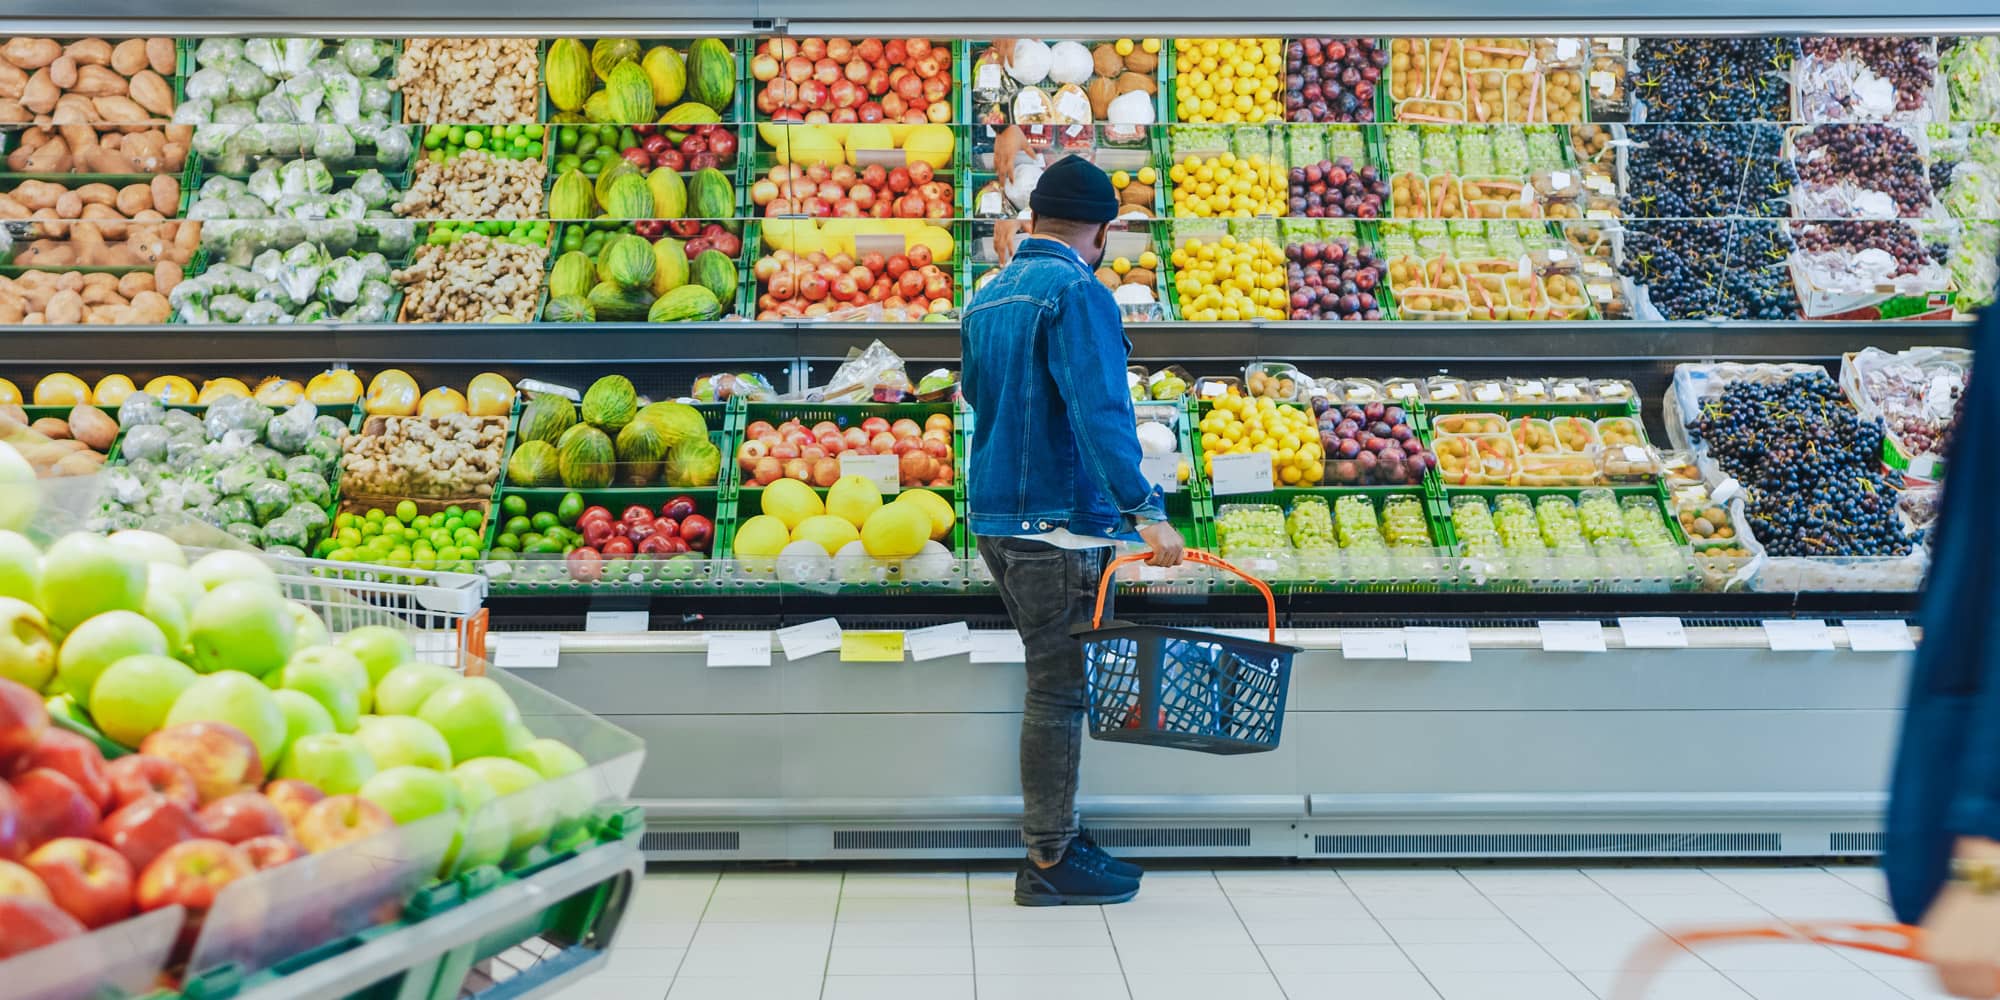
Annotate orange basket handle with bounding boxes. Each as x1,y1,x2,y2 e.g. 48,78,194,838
1609,922,1927,1000
1093,550,1279,642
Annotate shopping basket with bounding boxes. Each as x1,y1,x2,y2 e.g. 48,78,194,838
1076,551,1299,755
1610,920,1936,999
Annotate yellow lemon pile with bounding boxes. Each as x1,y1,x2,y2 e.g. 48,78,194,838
1170,235,1287,322
1173,37,1285,123
1198,393,1324,486
1168,152,1284,218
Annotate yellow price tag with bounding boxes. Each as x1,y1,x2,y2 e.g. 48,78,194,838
840,631,906,663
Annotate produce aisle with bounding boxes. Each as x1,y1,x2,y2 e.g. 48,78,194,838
0,15,1981,985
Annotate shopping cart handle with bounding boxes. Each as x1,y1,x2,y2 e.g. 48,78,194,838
1094,550,1279,642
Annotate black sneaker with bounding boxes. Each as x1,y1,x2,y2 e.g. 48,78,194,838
1014,844,1141,906
1075,831,1144,879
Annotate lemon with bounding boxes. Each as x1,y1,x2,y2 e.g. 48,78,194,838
1115,38,1135,56
1143,38,1162,53
1139,250,1159,268
1111,170,1130,189
1111,257,1131,275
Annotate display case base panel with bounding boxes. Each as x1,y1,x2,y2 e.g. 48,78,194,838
521,640,1906,863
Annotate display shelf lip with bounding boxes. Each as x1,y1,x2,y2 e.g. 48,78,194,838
1304,790,1886,820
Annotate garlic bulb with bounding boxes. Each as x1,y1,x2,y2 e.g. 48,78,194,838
1006,39,1052,85
1047,41,1094,85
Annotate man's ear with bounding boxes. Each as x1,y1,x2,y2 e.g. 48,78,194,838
1027,211,1040,235
1096,223,1110,251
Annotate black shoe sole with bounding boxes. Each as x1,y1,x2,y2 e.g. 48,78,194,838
1013,886,1140,906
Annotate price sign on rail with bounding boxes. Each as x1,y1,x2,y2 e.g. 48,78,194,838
1208,452,1273,495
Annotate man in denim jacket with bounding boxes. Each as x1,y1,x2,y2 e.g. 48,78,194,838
962,155,1185,907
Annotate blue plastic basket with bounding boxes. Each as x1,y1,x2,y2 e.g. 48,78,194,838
1077,552,1298,755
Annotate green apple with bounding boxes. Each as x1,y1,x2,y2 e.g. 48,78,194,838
0,530,41,602
38,532,147,631
276,657,362,733
373,661,458,717
339,626,416,688
189,581,293,677
417,677,523,764
288,603,330,653
278,731,377,795
166,670,289,766
452,756,548,855
146,563,205,618
90,653,197,747
512,738,588,781
0,442,37,532
107,529,186,568
0,596,55,691
358,765,461,824
354,715,453,771
189,550,278,593
141,584,189,654
443,767,507,874
55,610,167,706
273,688,336,762
285,645,372,713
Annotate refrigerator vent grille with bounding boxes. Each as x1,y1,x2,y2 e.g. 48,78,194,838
1312,832,1783,856
1829,832,1885,853
834,829,1020,851
641,831,741,853
1092,827,1253,848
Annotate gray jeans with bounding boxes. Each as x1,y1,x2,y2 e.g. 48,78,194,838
976,535,1116,865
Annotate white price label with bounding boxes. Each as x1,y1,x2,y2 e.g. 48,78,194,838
1843,619,1915,653
1405,627,1471,663
1141,454,1182,493
1209,451,1273,495
970,629,1027,663
1618,617,1688,648
1590,70,1617,93
1556,38,1581,60
1200,381,1228,398
1764,619,1836,652
1550,171,1571,191
907,622,973,661
1341,629,1407,660
491,632,562,669
585,610,649,633
706,631,773,668
839,452,901,494
776,618,843,660
1137,564,1168,582
1539,620,1607,653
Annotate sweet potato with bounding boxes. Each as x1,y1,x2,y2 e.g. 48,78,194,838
63,38,110,67
15,244,71,268
73,182,113,205
149,173,178,216
91,95,147,125
20,67,54,114
128,70,170,116
0,196,26,220
55,451,106,475
47,55,74,90
162,141,186,170
146,38,174,76
69,220,106,263
78,146,130,172
9,179,59,211
120,130,163,170
154,260,181,297
116,271,151,299
0,62,24,100
171,221,198,257
41,291,81,325
129,208,162,223
0,101,26,124
0,298,21,325
21,136,67,172
79,282,121,307
2,39,62,70
53,190,79,218
110,38,147,76
114,182,150,216
29,417,69,438
71,65,125,99
58,124,95,156
126,289,168,324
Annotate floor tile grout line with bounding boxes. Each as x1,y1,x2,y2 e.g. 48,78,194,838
1581,866,1741,982
1335,867,1450,1000
661,870,720,1000
1459,866,1618,1000
1216,868,1293,1000
1101,877,1135,1000
816,869,846,1000
966,870,978,1000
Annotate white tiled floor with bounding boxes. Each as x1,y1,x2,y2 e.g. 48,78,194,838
558,864,1958,1000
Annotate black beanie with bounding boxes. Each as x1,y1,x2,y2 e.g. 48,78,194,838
1030,155,1120,224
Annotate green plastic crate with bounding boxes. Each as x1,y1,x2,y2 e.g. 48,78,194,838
1208,484,1455,592
540,220,750,322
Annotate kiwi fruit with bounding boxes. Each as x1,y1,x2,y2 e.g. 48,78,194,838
1092,43,1124,78
1094,266,1121,289
1115,71,1156,95
1122,48,1158,74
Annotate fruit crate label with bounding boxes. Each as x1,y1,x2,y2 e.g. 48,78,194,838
1141,454,1181,493
841,630,906,662
777,618,843,660
1539,620,1606,653
855,233,908,258
1209,452,1273,495
1617,617,1688,648
1763,619,1835,652
971,629,1027,663
585,610,649,633
840,452,902,494
519,378,581,402
853,147,904,169
907,622,973,662
1404,627,1471,663
491,632,562,669
707,631,773,668
1341,629,1407,660
1842,619,1915,653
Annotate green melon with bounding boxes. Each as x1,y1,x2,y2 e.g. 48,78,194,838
598,234,656,289
549,169,595,220
586,280,654,322
507,439,561,487
647,284,722,323
614,419,668,485
602,173,654,220
604,60,655,125
665,438,721,487
686,38,737,113
687,167,734,220
590,38,642,80
650,238,689,296
556,425,615,489
550,251,594,299
581,374,637,432
543,294,597,323
518,393,577,445
637,401,709,449
690,249,737,309
545,39,593,113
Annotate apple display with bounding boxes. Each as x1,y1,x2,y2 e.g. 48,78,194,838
0,530,42,602
238,834,304,871
442,768,505,873
163,672,287,767
339,626,416,688
283,646,370,716
106,530,184,568
140,721,263,804
139,585,190,655
274,655,363,733
286,603,331,654
417,678,523,765
0,857,49,900
358,765,461,824
13,768,97,848
272,689,336,759
99,793,203,873
512,738,588,781
354,715,452,772
295,795,392,854
25,837,132,928
145,563,205,619
276,733,376,796
451,757,549,856
0,597,55,691
261,779,325,829
0,896,85,958
104,755,198,811
37,533,147,632
89,654,197,749
372,662,458,718
11,728,110,812
188,550,278,593
188,582,294,679
54,611,167,707
135,838,253,913
0,676,49,766
197,792,289,844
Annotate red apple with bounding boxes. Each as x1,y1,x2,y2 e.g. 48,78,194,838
198,793,289,845
13,769,96,849
601,536,634,557
25,838,131,929
261,780,324,831
11,730,110,814
141,722,262,805
295,796,392,854
136,839,253,913
891,418,922,438
105,755,198,812
0,896,84,958
861,416,890,435
0,678,47,769
99,794,203,874
680,515,715,552
238,835,304,872
0,858,48,900
663,495,699,521
858,38,885,64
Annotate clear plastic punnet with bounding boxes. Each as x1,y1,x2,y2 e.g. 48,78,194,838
2,905,186,1000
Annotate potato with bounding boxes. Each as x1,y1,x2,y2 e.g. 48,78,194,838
149,173,178,216
0,100,26,124
20,67,54,114
114,182,150,216
128,70,171,116
92,95,147,125
126,289,168,324
120,130,163,170
110,38,148,76
0,196,25,220
79,281,120,306
72,182,113,205
41,289,81,325
67,404,117,450
0,62,24,99
2,39,62,70
54,451,106,476
153,260,181,297
146,38,174,76
46,55,74,90
116,271,151,299
0,299,20,325
79,145,129,172
72,65,126,99
63,38,111,66
162,140,186,170
53,190,79,218
29,417,68,438
9,179,59,211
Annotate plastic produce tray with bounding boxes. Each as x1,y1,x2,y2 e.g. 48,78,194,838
1211,485,1454,592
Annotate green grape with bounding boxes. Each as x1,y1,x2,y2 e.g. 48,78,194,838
1382,495,1431,548
1493,494,1541,550
1287,497,1337,551
1536,496,1585,548
1577,489,1627,543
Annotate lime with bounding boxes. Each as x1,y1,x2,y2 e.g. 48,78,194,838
502,495,527,517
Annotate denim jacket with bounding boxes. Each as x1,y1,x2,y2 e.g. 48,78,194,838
961,237,1166,540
